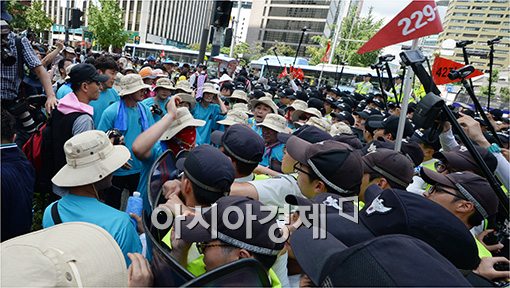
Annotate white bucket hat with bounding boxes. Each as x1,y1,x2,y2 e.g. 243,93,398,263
52,130,130,187
175,92,196,110
202,82,219,95
288,100,308,112
160,107,206,141
155,78,175,90
118,74,151,97
292,107,323,122
257,113,288,133
230,90,248,103
64,63,77,81
250,96,278,114
330,122,353,136
217,109,249,126
1,222,127,287
232,103,253,116
306,116,331,133
175,80,193,93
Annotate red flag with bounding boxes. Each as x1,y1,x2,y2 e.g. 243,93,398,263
357,0,443,54
278,66,288,79
432,56,484,85
160,50,165,57
296,68,305,81
321,40,331,63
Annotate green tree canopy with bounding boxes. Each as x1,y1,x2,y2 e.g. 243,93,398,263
25,1,52,36
6,0,28,31
306,6,383,66
267,42,296,57
88,0,129,50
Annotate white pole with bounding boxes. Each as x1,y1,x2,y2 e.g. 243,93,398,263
229,0,242,58
318,63,326,86
328,0,349,64
394,39,419,152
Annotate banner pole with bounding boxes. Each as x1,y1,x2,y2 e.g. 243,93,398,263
394,39,419,152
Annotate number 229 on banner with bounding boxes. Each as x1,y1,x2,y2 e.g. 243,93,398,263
358,0,443,54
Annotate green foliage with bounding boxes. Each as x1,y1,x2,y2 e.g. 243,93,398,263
88,0,129,50
480,69,499,99
306,6,383,66
500,86,510,103
25,1,53,36
6,0,28,31
188,41,264,66
267,42,296,56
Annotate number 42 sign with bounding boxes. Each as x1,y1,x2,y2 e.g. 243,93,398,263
358,0,443,54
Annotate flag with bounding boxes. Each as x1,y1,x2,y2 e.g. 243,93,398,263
160,50,165,57
431,56,484,85
357,0,443,54
278,66,288,79
321,40,331,63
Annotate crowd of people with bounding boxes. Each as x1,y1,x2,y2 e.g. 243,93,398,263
1,15,510,287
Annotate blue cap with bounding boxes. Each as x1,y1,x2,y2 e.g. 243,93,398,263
277,124,332,144
176,145,235,194
210,124,265,164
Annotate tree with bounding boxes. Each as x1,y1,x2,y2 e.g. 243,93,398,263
479,69,499,99
25,1,53,38
306,6,383,66
88,0,129,50
6,0,28,31
267,42,296,57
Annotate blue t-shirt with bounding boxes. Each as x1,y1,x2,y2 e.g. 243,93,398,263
192,103,225,145
89,88,120,127
248,117,263,137
136,144,164,213
42,194,142,266
260,142,285,168
141,97,169,122
97,101,155,176
56,83,72,100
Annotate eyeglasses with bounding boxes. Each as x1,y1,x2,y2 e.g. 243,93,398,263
434,160,448,173
427,184,467,200
293,162,312,176
196,242,231,254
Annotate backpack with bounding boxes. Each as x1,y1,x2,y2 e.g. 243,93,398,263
22,122,48,173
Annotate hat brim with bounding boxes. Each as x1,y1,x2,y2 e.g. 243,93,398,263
217,119,242,126
354,111,370,119
52,145,130,187
175,87,193,93
119,83,151,96
257,122,287,133
202,88,219,95
160,119,206,141
93,74,110,83
420,168,456,189
433,150,475,172
250,99,278,114
277,132,292,144
179,213,214,243
156,84,175,90
210,130,224,146
286,135,312,164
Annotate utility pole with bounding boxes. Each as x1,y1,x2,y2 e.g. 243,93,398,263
229,0,242,58
328,0,350,64
64,0,70,44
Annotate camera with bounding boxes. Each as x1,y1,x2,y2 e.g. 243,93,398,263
379,54,395,62
400,50,426,66
370,63,383,70
105,128,123,145
6,99,37,133
1,38,15,66
150,104,163,116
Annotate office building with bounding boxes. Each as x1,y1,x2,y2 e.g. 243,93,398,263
438,0,509,71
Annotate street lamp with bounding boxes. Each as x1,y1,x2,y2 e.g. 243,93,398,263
293,27,307,66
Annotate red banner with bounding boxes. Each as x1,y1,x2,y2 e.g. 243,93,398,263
278,66,288,79
321,40,331,63
432,56,484,85
357,0,443,54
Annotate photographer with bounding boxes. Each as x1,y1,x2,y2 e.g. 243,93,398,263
1,20,58,146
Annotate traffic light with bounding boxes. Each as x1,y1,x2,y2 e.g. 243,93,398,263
212,1,233,28
70,9,83,29
223,28,233,47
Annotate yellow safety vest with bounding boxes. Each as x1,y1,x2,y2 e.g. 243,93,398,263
355,82,372,95
475,238,493,258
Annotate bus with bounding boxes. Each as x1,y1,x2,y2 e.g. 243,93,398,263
249,56,393,92
123,42,210,64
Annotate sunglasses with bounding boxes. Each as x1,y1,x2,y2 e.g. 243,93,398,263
196,242,231,254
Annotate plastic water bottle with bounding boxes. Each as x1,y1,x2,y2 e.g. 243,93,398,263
126,192,143,228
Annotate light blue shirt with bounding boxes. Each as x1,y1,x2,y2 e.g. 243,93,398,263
42,193,142,266
141,97,169,122
56,83,72,100
248,117,263,137
260,142,285,168
97,101,155,176
89,88,120,127
192,103,225,145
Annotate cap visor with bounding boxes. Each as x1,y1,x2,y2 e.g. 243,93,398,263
290,228,349,286
210,131,224,146
277,132,292,144
176,157,186,171
285,194,314,207
179,214,213,243
420,167,456,188
95,74,110,83
286,135,312,164
368,120,384,129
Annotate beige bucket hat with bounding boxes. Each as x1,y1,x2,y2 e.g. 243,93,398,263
155,78,175,90
232,103,253,116
52,130,130,187
330,121,353,136
202,82,219,95
288,99,308,111
306,116,331,133
230,90,248,103
118,74,151,97
160,107,206,141
257,113,288,133
250,96,278,114
175,92,196,110
217,109,249,126
175,80,193,93
292,107,323,122
1,222,128,287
